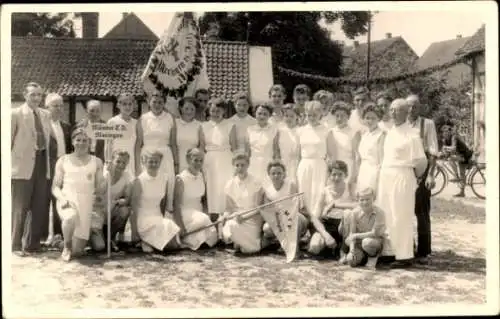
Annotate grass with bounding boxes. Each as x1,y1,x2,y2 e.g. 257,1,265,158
7,198,486,311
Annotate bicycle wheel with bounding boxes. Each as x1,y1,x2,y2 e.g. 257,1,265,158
431,164,447,197
469,165,486,200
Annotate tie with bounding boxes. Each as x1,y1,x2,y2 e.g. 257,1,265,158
33,110,46,150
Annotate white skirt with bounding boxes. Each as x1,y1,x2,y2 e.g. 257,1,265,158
281,156,299,183
376,167,417,260
204,150,233,214
357,161,380,193
58,190,93,241
248,155,272,184
181,208,218,250
297,158,328,215
138,212,180,251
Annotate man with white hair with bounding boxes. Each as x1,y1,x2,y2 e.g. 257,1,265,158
75,99,106,162
406,94,439,262
45,93,72,246
377,98,428,268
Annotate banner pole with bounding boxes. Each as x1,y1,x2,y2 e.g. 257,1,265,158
107,176,111,258
182,192,304,238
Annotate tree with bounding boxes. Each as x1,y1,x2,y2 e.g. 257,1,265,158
198,12,371,78
11,13,81,37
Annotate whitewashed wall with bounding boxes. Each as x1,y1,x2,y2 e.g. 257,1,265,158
473,53,485,162
248,46,274,105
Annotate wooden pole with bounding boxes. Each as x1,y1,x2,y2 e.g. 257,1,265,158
181,192,304,238
366,12,372,86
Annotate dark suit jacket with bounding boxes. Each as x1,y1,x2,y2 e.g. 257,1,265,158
74,118,106,162
49,121,72,178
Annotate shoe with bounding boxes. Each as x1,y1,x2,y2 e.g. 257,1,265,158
414,255,430,265
44,235,54,246
13,250,28,257
453,192,465,198
111,241,120,252
390,259,413,269
61,248,72,262
141,242,154,253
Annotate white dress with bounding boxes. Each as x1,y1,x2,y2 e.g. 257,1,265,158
107,115,137,176
136,171,180,250
57,155,98,241
176,119,201,172
357,128,385,193
222,174,264,253
202,119,235,214
322,114,336,129
296,124,330,215
140,111,176,211
330,125,357,184
178,169,218,250
379,119,393,132
247,124,278,183
278,125,300,183
229,114,257,151
376,123,427,260
348,108,367,135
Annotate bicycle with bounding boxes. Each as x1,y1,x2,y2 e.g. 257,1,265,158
431,154,486,199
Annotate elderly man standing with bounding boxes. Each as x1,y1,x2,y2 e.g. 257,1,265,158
377,98,428,268
407,94,439,262
45,93,73,246
75,100,106,162
11,82,52,256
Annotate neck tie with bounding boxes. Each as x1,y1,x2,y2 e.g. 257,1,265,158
33,109,46,150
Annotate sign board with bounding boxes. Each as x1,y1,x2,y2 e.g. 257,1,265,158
92,123,126,140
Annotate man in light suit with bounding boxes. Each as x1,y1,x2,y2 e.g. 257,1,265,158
44,93,73,245
74,99,106,162
11,82,52,256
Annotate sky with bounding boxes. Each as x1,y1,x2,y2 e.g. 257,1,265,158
72,10,486,57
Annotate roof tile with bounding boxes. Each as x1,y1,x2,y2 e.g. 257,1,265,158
11,37,249,100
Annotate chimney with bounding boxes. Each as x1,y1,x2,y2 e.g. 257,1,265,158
353,40,359,48
456,34,462,38
81,12,99,39
386,32,392,39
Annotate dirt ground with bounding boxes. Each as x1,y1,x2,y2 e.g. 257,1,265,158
6,198,486,313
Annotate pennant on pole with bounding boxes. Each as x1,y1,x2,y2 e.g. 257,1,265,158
260,195,302,263
141,12,210,99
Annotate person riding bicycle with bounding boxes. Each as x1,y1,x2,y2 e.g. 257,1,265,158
439,122,474,197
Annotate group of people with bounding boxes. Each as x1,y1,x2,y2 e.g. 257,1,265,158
12,81,451,269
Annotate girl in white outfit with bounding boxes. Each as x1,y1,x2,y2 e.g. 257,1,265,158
278,104,301,183
376,92,394,131
357,103,386,193
173,148,218,250
268,84,287,127
135,92,179,213
106,93,137,176
201,98,238,216
228,92,257,151
130,150,180,253
245,104,280,184
330,101,361,198
296,101,336,216
176,97,204,172
222,151,264,254
52,128,105,262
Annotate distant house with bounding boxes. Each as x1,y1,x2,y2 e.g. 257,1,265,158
342,33,418,81
11,13,274,124
455,25,485,155
414,35,472,87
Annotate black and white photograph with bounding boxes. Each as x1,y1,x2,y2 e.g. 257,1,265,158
1,2,498,317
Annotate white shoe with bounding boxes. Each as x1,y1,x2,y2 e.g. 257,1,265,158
61,248,72,262
141,242,154,253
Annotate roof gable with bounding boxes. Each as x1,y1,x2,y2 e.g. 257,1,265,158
103,13,159,41
455,25,485,57
11,37,249,99
415,36,471,70
342,36,418,80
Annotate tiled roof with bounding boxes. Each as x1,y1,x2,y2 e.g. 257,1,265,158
341,36,418,80
415,36,471,70
11,37,249,100
103,13,159,41
455,25,485,57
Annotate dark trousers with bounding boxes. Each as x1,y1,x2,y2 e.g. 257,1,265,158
47,178,63,237
415,157,432,257
11,150,50,251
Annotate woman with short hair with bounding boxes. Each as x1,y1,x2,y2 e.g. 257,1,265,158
51,128,105,261
176,97,204,172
